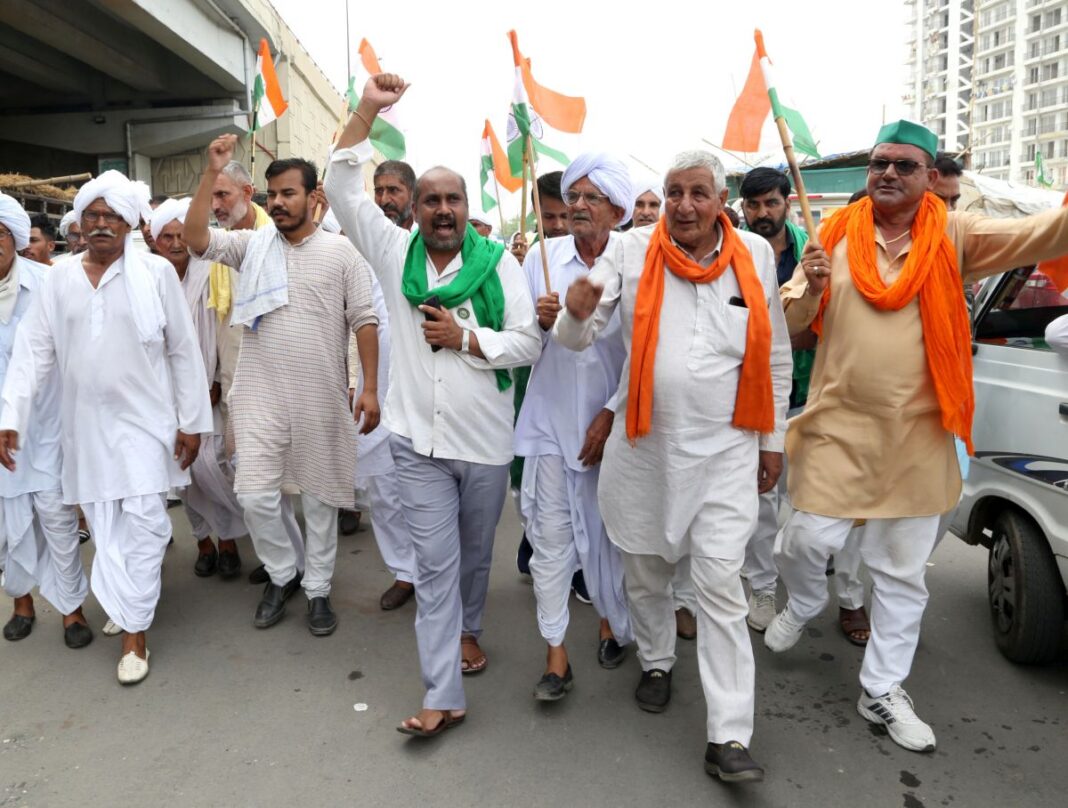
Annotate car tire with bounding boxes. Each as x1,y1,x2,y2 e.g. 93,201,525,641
987,508,1065,664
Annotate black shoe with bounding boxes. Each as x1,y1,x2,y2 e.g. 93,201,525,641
379,580,415,611
3,614,34,641
63,621,94,649
194,545,218,577
338,509,361,536
217,548,241,579
598,637,626,669
533,665,573,701
517,533,533,576
571,570,591,604
253,575,301,629
635,668,672,713
248,564,269,585
77,529,91,545
704,741,765,783
307,596,338,636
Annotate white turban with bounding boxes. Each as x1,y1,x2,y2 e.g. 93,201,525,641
72,170,153,230
59,210,79,239
632,176,665,204
0,193,31,251
149,197,191,241
561,152,635,226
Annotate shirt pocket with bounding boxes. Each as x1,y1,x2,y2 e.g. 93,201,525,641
714,299,750,361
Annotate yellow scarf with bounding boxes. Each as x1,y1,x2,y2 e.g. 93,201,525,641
208,202,270,321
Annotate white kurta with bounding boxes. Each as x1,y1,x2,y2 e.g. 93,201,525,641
0,252,214,504
553,225,793,562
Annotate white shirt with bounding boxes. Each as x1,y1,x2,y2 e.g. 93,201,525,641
0,259,62,498
0,252,213,504
325,140,542,466
514,234,626,471
1046,311,1068,354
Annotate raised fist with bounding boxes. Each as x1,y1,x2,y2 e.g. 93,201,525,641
362,73,410,110
564,276,604,321
207,134,238,173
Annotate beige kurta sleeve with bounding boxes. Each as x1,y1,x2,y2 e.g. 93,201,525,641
951,205,1068,280
779,263,822,336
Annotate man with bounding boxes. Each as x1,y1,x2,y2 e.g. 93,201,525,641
21,215,55,266
555,150,792,782
186,136,380,638
738,168,867,643
373,160,416,229
767,120,1068,754
150,199,247,579
0,172,213,684
58,211,84,255
515,153,634,701
469,213,494,239
631,181,663,228
326,73,540,736
509,171,568,264
0,194,91,649
932,152,963,211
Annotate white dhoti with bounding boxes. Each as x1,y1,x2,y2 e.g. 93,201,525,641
521,454,632,646
184,430,247,541
1,489,86,615
775,510,941,695
85,494,172,633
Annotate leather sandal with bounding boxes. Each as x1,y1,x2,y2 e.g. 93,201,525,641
839,605,871,646
396,709,466,737
460,634,487,675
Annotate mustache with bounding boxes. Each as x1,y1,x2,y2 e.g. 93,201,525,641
88,227,117,237
269,207,289,216
432,215,456,227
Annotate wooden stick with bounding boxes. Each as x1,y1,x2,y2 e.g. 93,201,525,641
772,116,817,237
492,173,506,237
525,137,552,294
519,145,529,244
5,173,92,188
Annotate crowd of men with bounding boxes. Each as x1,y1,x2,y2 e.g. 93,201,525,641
2,70,1068,786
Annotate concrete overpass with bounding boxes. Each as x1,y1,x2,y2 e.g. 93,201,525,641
0,0,343,196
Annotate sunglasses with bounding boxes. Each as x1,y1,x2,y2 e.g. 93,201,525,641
867,158,927,177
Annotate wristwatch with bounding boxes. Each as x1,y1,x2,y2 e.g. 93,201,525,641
460,329,471,354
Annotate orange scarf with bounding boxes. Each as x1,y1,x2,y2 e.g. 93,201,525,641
813,192,974,453
627,213,775,441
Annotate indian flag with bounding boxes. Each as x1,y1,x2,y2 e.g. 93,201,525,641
1038,190,1068,292
251,38,287,132
346,38,406,161
722,30,819,159
506,30,585,178
480,120,522,211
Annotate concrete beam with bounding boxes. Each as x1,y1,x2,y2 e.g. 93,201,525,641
0,28,95,95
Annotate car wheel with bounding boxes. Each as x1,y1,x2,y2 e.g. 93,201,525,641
987,509,1065,664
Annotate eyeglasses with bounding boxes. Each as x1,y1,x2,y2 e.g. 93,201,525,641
82,210,125,225
563,190,610,207
868,158,926,177
0,228,11,241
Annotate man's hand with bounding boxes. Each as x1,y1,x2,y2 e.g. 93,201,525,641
353,390,380,435
564,276,604,321
418,305,463,351
348,387,356,409
757,451,783,494
174,431,201,471
800,241,831,297
362,73,409,112
207,134,238,173
0,430,19,472
510,234,528,264
536,292,562,331
210,382,222,408
578,408,614,467
790,329,818,351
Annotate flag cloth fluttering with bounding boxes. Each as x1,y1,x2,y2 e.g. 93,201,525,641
1038,190,1068,292
346,38,406,160
251,38,288,132
722,30,820,159
506,30,586,177
1035,151,1054,188
480,120,521,210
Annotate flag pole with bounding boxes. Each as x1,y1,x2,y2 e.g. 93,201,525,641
491,173,507,237
772,116,817,236
520,146,529,244
525,137,552,293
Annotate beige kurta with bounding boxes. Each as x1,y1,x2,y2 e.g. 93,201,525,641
780,205,1068,518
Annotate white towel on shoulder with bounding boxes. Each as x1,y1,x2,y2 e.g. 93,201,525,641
231,224,288,328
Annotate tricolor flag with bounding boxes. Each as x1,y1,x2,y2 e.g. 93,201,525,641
480,120,521,211
346,38,406,161
1035,151,1054,188
251,38,287,132
1038,190,1068,292
722,30,819,159
506,30,586,178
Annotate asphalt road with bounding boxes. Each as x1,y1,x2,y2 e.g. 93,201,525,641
2,503,1066,808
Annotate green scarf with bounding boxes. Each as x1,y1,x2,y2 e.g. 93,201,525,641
402,223,512,391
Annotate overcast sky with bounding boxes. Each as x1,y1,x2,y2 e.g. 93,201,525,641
271,0,910,219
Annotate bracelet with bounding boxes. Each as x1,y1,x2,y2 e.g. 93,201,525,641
353,109,373,129
461,330,470,354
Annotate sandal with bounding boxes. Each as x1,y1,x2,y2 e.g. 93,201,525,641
839,606,871,647
460,634,488,675
396,709,466,737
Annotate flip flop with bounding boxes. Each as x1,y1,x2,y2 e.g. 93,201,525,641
839,606,871,647
460,635,487,675
396,710,466,738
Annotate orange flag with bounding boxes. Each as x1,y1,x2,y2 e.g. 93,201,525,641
722,37,772,153
508,30,586,133
1038,190,1068,293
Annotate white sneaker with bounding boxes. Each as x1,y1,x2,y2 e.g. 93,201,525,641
102,619,122,636
857,685,937,752
117,649,150,685
764,609,806,652
746,590,778,632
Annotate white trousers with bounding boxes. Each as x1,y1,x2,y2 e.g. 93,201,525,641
238,491,331,598
622,550,754,745
775,510,941,695
185,433,247,541
671,557,696,612
521,454,632,647
85,494,171,633
1,489,87,615
365,470,415,584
